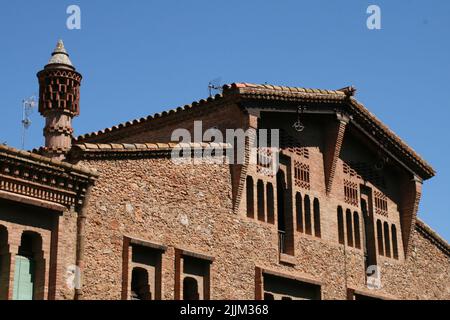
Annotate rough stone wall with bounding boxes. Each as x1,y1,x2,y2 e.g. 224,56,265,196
76,156,449,300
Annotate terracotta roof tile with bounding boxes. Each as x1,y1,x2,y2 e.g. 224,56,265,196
0,144,97,177
71,142,232,154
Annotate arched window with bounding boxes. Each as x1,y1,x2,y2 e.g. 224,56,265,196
266,183,275,224
183,277,199,300
257,180,265,222
296,193,303,232
384,222,391,258
0,225,9,300
13,232,44,300
131,267,151,300
304,195,312,235
313,198,321,238
337,207,345,245
346,210,353,247
376,220,384,256
391,225,399,260
246,176,254,218
353,212,361,249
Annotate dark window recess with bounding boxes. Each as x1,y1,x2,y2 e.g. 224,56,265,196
257,180,265,222
384,222,391,258
346,209,354,247
263,274,321,300
337,207,345,245
391,225,399,260
313,198,321,238
304,196,312,235
353,212,361,249
131,267,151,300
183,277,199,300
266,183,275,224
246,176,254,218
376,220,384,256
296,193,303,233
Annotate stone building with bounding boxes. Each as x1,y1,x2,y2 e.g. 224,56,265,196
0,41,448,300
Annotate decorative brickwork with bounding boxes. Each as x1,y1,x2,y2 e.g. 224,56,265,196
344,180,358,207
324,117,348,194
37,41,82,158
294,161,310,190
374,191,388,217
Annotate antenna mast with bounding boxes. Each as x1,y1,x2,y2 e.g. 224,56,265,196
21,95,36,149
208,77,223,98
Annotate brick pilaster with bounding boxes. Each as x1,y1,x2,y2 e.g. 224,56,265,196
324,113,349,195
399,176,422,257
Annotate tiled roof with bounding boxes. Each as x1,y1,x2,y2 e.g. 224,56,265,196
0,144,97,177
73,142,231,152
74,93,226,142
74,82,434,178
69,142,232,160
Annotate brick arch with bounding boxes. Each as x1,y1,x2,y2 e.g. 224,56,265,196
15,231,46,300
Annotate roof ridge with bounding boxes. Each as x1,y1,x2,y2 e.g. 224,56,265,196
222,82,349,96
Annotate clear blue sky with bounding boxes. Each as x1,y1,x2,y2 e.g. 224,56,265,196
0,1,449,241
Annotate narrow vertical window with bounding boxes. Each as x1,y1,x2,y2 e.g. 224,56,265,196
257,180,265,222
376,220,384,256
313,198,321,238
304,195,312,235
346,210,353,247
246,176,254,218
337,207,345,245
266,183,275,224
391,225,399,260
353,212,361,249
296,193,303,232
384,222,391,258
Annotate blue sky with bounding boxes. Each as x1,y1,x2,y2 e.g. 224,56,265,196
0,1,449,240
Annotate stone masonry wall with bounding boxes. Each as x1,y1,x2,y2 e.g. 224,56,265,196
77,156,449,300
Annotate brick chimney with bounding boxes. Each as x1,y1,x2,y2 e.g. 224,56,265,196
37,40,82,159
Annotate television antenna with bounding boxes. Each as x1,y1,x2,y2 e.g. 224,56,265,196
208,77,223,98
21,95,37,149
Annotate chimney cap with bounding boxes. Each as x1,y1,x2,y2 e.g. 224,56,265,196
46,40,75,70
